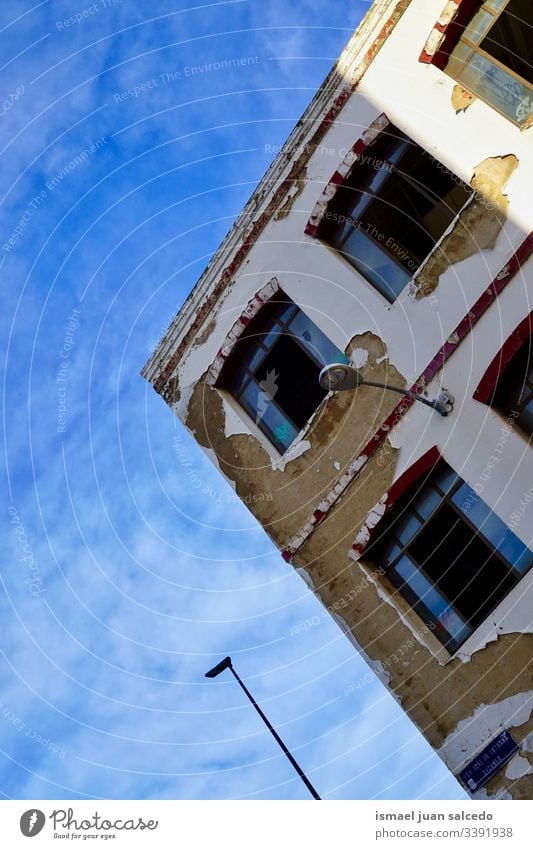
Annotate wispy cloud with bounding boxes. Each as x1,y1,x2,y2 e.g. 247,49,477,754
0,0,465,801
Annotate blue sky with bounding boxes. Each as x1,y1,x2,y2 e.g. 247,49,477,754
0,0,467,800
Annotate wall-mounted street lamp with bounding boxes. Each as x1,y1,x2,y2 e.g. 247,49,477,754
205,656,321,800
319,363,454,416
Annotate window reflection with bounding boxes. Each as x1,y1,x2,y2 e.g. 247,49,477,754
367,460,532,653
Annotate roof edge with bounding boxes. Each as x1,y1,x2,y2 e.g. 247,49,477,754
142,0,412,389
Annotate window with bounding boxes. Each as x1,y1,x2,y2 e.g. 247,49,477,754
217,293,348,453
317,125,472,302
446,0,533,126
366,460,533,653
492,333,533,435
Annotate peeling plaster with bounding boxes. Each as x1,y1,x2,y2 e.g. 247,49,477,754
273,169,307,220
350,494,388,557
425,28,445,56
355,559,440,658
438,0,460,28
414,155,519,299
351,347,369,368
472,155,518,214
271,439,311,472
451,84,476,113
439,691,533,773
419,0,462,64
282,452,369,561
522,731,533,754
206,277,281,386
223,403,251,439
169,380,195,422
140,0,533,803
505,753,533,780
454,572,533,661
305,113,390,236
144,1,417,398
474,787,513,801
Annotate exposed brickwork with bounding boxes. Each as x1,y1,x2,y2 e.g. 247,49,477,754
419,0,480,68
350,446,441,559
152,2,413,398
304,113,390,238
206,277,280,386
282,233,533,562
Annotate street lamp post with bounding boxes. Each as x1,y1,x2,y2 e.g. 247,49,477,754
319,363,454,416
205,656,321,800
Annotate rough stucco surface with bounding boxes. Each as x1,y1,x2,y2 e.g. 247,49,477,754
451,84,475,113
145,0,533,799
273,167,308,221
182,312,533,799
415,155,519,298
184,333,404,549
295,497,533,798
440,692,533,799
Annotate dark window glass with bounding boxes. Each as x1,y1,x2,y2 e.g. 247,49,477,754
492,334,533,436
446,0,533,126
256,335,324,431
318,126,472,302
366,460,533,653
483,0,533,84
217,293,348,453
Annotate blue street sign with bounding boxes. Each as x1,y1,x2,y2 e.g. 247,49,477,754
459,730,519,792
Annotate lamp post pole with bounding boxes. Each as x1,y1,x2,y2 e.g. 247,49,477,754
205,656,321,800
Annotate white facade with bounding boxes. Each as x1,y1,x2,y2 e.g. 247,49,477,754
144,0,533,797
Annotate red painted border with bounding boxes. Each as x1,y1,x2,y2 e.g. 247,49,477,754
350,447,441,559
206,277,281,386
281,232,533,562
152,4,412,398
304,113,390,238
473,311,533,404
419,0,479,69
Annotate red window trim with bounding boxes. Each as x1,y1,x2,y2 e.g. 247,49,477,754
282,233,533,564
304,113,390,238
419,0,480,69
350,446,441,560
206,277,281,386
473,311,533,404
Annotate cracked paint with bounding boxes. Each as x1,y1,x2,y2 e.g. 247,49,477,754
505,753,533,781
451,84,476,113
414,155,519,299
439,691,533,774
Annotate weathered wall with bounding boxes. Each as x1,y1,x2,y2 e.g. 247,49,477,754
144,0,533,798
184,333,403,550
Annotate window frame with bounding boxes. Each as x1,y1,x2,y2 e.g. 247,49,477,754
308,120,473,304
212,286,347,455
218,297,325,445
473,311,533,435
473,312,532,401
314,119,475,306
420,0,533,128
353,447,533,656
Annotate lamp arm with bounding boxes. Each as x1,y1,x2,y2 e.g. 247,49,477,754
359,379,449,416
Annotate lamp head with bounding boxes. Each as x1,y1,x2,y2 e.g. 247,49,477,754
205,656,232,678
319,363,364,392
